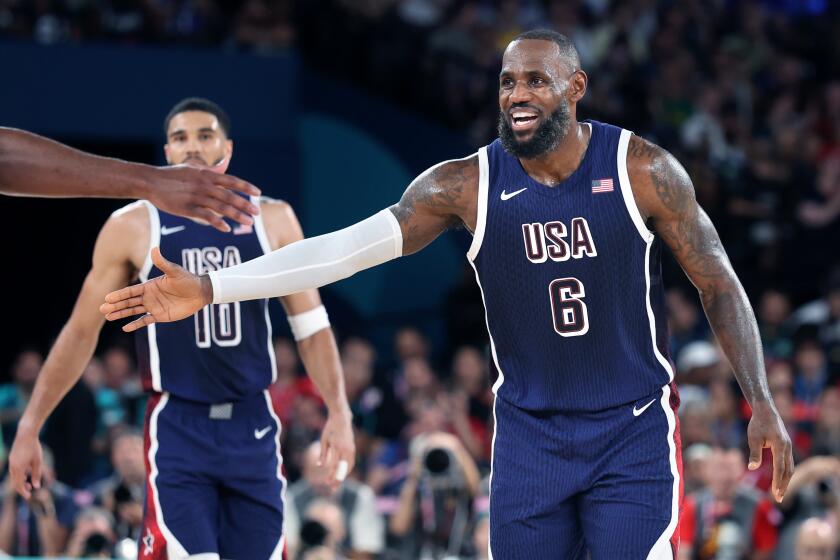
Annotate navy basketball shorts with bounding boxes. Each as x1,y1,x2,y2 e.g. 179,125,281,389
140,391,286,560
488,382,683,559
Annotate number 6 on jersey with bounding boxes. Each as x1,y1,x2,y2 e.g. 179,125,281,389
549,277,589,337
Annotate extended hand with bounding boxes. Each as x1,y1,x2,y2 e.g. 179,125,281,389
145,162,260,233
747,401,794,502
319,409,356,491
99,247,212,332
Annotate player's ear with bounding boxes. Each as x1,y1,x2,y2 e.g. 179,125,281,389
163,143,173,166
225,139,233,160
569,69,587,103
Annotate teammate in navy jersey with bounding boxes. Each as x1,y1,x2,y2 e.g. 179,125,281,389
102,31,794,559
10,98,354,559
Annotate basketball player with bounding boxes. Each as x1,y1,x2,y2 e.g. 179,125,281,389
100,32,794,558
0,126,260,232
9,98,355,559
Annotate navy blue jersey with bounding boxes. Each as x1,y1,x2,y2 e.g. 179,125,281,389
468,121,674,412
134,199,276,403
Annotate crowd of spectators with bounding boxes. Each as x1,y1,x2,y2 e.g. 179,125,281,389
3,0,837,303
1,267,838,558
1,0,839,558
299,0,840,306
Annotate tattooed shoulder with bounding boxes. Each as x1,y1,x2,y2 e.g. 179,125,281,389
627,135,728,281
627,134,657,160
627,135,695,219
391,155,478,226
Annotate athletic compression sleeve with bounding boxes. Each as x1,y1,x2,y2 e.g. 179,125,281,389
208,209,403,304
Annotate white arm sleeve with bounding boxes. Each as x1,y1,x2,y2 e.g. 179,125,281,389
208,208,403,304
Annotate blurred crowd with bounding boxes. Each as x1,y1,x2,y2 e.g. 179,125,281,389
301,0,840,306
3,0,837,302
1,266,839,558
1,0,839,558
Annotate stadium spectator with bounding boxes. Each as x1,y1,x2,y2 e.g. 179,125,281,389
680,447,779,560
776,456,840,560
63,506,116,558
758,289,795,361
102,347,145,427
90,429,145,543
389,430,480,559
296,499,347,560
0,350,40,448
792,339,829,410
811,388,840,457
269,336,307,426
0,446,87,556
794,517,838,560
285,441,384,560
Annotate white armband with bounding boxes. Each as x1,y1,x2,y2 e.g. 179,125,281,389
208,208,403,304
287,305,331,341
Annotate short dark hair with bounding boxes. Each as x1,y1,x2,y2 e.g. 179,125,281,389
164,97,231,138
513,29,581,70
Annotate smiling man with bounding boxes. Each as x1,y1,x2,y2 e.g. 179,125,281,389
101,32,793,559
11,98,354,560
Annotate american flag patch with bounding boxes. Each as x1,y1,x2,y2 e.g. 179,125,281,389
233,223,253,235
591,178,614,193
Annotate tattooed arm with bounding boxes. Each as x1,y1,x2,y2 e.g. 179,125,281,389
627,135,793,502
389,155,479,254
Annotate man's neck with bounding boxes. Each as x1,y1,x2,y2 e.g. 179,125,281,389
518,120,590,187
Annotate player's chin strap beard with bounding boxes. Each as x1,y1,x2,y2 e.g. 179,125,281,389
180,153,226,167
498,103,571,159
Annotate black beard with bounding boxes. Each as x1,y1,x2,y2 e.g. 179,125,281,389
498,103,571,159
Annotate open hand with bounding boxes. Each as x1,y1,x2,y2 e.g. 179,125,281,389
100,247,212,331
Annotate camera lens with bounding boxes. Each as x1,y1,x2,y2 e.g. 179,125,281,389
300,519,328,547
83,533,111,555
424,448,451,475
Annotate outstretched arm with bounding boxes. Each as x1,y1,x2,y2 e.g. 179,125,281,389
100,156,479,330
627,135,793,502
0,127,260,232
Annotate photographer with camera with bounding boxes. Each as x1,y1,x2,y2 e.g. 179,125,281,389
63,506,116,558
774,456,840,559
286,441,384,559
296,499,348,560
390,430,480,559
0,446,81,556
90,429,145,544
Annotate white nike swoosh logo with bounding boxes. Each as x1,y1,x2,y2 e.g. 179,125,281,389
160,225,185,236
254,425,272,440
633,399,657,417
500,187,528,201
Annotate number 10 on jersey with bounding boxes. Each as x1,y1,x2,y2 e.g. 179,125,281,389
549,277,589,336
181,248,243,348
195,303,242,347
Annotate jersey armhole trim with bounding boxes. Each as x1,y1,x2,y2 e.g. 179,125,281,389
252,195,274,255
467,147,489,262
250,196,279,381
139,200,160,282
617,130,654,243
